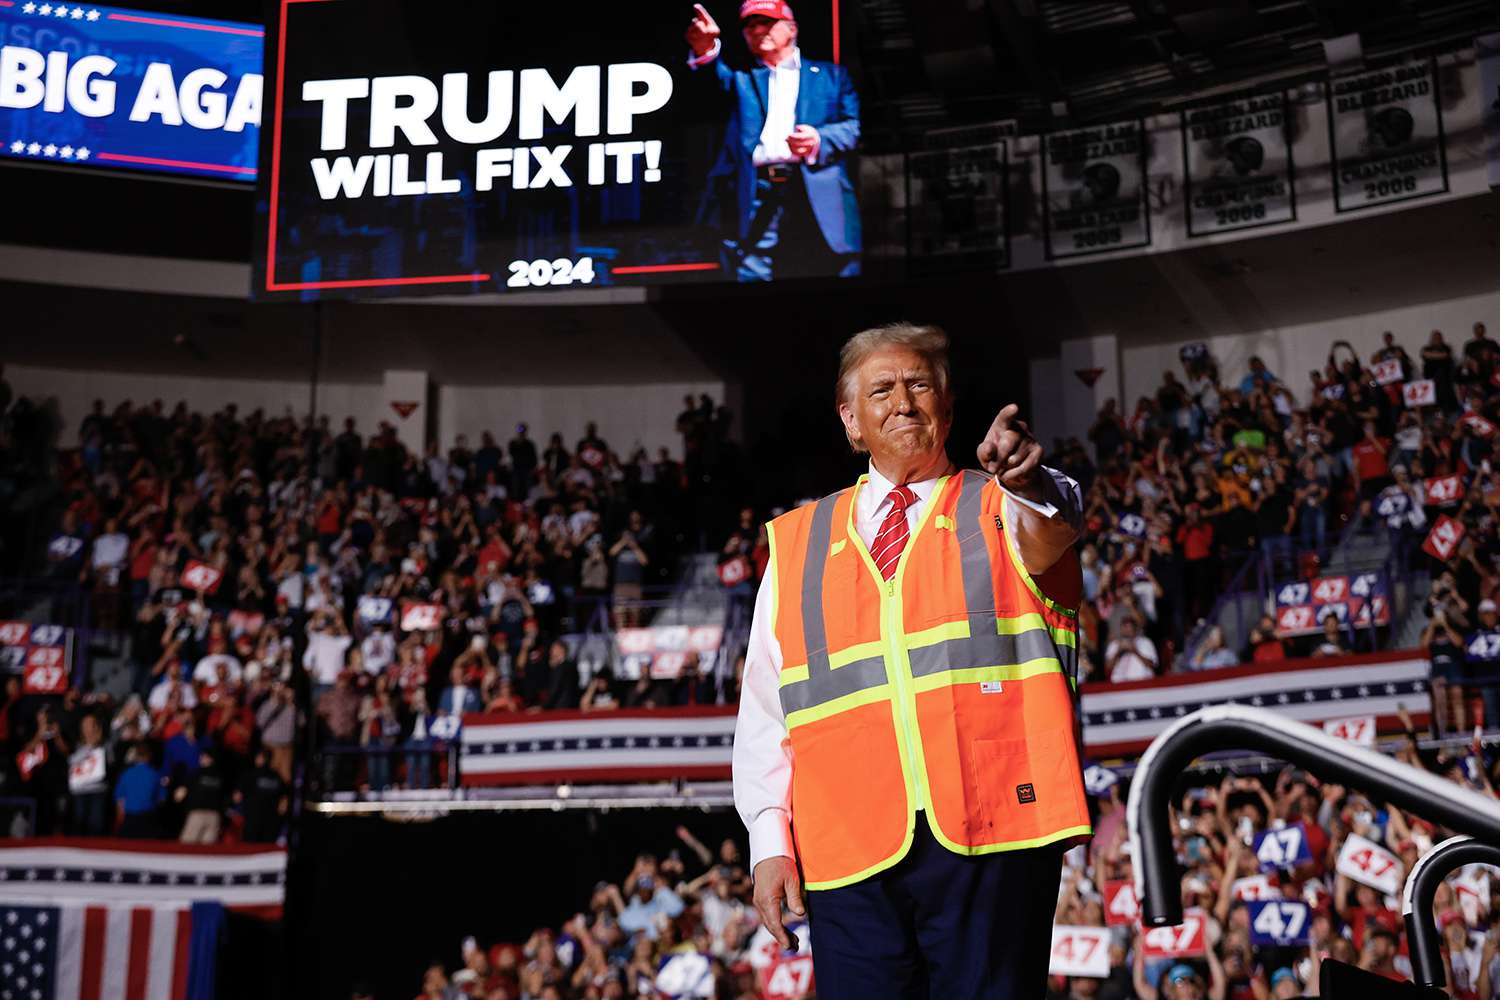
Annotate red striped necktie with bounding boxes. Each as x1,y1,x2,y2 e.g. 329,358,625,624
871,485,917,581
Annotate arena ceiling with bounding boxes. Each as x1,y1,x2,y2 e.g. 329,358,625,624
860,0,1500,144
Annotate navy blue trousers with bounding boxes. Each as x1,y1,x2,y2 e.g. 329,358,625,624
805,818,1062,1000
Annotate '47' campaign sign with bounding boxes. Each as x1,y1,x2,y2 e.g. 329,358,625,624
1103,880,1139,926
1337,833,1403,894
1254,824,1312,871
1248,900,1312,946
1139,909,1207,959
1424,515,1467,562
23,646,68,694
1050,926,1112,978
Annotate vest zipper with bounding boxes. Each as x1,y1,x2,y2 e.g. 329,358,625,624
884,574,924,811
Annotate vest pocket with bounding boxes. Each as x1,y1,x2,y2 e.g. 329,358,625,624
968,728,1078,845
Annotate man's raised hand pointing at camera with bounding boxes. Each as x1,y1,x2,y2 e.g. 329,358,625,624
686,3,720,57
977,403,1042,501
978,403,1078,574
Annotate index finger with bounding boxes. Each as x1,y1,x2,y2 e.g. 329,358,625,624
995,403,1020,428
693,3,712,19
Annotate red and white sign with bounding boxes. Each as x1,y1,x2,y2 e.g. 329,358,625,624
1456,869,1490,926
1372,359,1404,385
181,560,223,594
1425,475,1464,507
1423,515,1467,562
1050,926,1113,978
616,624,724,679
400,602,445,632
68,746,108,792
1462,413,1499,438
23,646,68,693
761,954,816,1000
1139,908,1207,959
0,620,29,646
1274,573,1389,637
1337,833,1403,894
1403,379,1437,408
1232,874,1278,902
1103,880,1139,926
390,400,420,420
1324,715,1376,747
718,556,752,588
16,741,47,780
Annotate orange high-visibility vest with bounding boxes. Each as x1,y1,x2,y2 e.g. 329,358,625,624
767,469,1091,891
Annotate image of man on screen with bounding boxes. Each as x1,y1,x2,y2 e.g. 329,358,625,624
686,2,862,281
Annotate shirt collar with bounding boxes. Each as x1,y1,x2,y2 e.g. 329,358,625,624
762,47,801,71
866,461,940,513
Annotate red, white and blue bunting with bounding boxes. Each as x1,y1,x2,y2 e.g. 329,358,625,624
457,653,1431,785
1080,650,1430,758
459,707,737,786
0,839,286,913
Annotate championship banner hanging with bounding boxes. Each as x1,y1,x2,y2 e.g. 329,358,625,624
1042,119,1150,259
905,142,1009,273
1181,91,1295,236
1327,57,1448,213
1481,34,1500,192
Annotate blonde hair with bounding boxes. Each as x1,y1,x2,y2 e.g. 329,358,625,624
835,322,953,452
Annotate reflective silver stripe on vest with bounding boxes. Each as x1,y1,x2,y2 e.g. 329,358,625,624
779,494,891,718
908,628,1063,676
907,471,1076,682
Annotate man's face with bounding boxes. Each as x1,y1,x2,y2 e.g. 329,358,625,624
742,15,796,60
838,346,951,471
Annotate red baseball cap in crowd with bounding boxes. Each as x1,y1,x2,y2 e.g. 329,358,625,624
740,0,794,21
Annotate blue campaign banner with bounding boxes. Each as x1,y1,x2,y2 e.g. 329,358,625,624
1253,823,1312,871
0,2,262,181
1247,899,1312,946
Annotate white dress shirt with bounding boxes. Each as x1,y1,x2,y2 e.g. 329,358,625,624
687,41,808,166
732,463,1083,871
753,48,801,166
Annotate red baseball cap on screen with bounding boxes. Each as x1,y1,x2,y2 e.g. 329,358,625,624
740,0,795,21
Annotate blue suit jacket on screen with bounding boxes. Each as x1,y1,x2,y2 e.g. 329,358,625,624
700,53,862,255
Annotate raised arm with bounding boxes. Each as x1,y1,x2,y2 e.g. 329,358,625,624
977,404,1081,576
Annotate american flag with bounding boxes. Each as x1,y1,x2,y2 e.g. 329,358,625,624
0,901,209,1000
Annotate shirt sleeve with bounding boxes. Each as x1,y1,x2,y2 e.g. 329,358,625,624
687,38,721,68
996,465,1083,532
732,564,796,873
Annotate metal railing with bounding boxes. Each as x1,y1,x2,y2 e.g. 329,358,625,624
1126,704,1500,927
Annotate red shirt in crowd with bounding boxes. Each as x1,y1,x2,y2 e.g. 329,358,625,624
1176,522,1215,562
1352,437,1391,482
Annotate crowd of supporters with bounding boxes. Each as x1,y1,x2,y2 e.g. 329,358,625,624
0,392,746,837
2,318,1499,838
1060,322,1500,693
411,709,1500,1000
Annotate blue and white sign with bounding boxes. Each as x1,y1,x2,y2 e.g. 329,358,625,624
0,2,262,180
1247,899,1312,946
1254,823,1312,871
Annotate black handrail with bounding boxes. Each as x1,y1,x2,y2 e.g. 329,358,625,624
1401,835,1500,988
1126,704,1500,926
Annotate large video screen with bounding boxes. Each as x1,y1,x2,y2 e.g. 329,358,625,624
0,2,262,181
252,0,855,299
